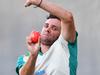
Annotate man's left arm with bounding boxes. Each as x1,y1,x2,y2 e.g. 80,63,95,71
25,0,76,43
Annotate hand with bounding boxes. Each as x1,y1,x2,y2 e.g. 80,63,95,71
24,0,40,7
26,33,41,56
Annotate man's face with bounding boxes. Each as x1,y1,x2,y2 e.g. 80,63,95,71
41,18,61,46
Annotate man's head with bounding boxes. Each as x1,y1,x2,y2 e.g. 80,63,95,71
41,14,61,46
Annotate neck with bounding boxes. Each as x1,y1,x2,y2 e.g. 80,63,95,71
41,44,50,54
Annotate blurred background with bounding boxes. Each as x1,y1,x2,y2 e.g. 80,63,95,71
0,0,100,75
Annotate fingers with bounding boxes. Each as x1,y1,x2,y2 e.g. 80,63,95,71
26,36,32,45
26,36,35,54
26,35,41,54
37,36,41,46
36,36,41,50
24,0,32,7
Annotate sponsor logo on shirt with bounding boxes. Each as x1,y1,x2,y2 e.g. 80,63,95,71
35,70,47,75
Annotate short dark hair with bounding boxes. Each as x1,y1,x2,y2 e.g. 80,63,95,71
47,14,61,21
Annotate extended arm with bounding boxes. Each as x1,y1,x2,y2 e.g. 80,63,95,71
25,0,76,42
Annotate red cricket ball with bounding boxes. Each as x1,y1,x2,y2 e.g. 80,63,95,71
30,31,40,43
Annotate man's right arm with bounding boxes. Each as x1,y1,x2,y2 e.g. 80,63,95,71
19,34,41,75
